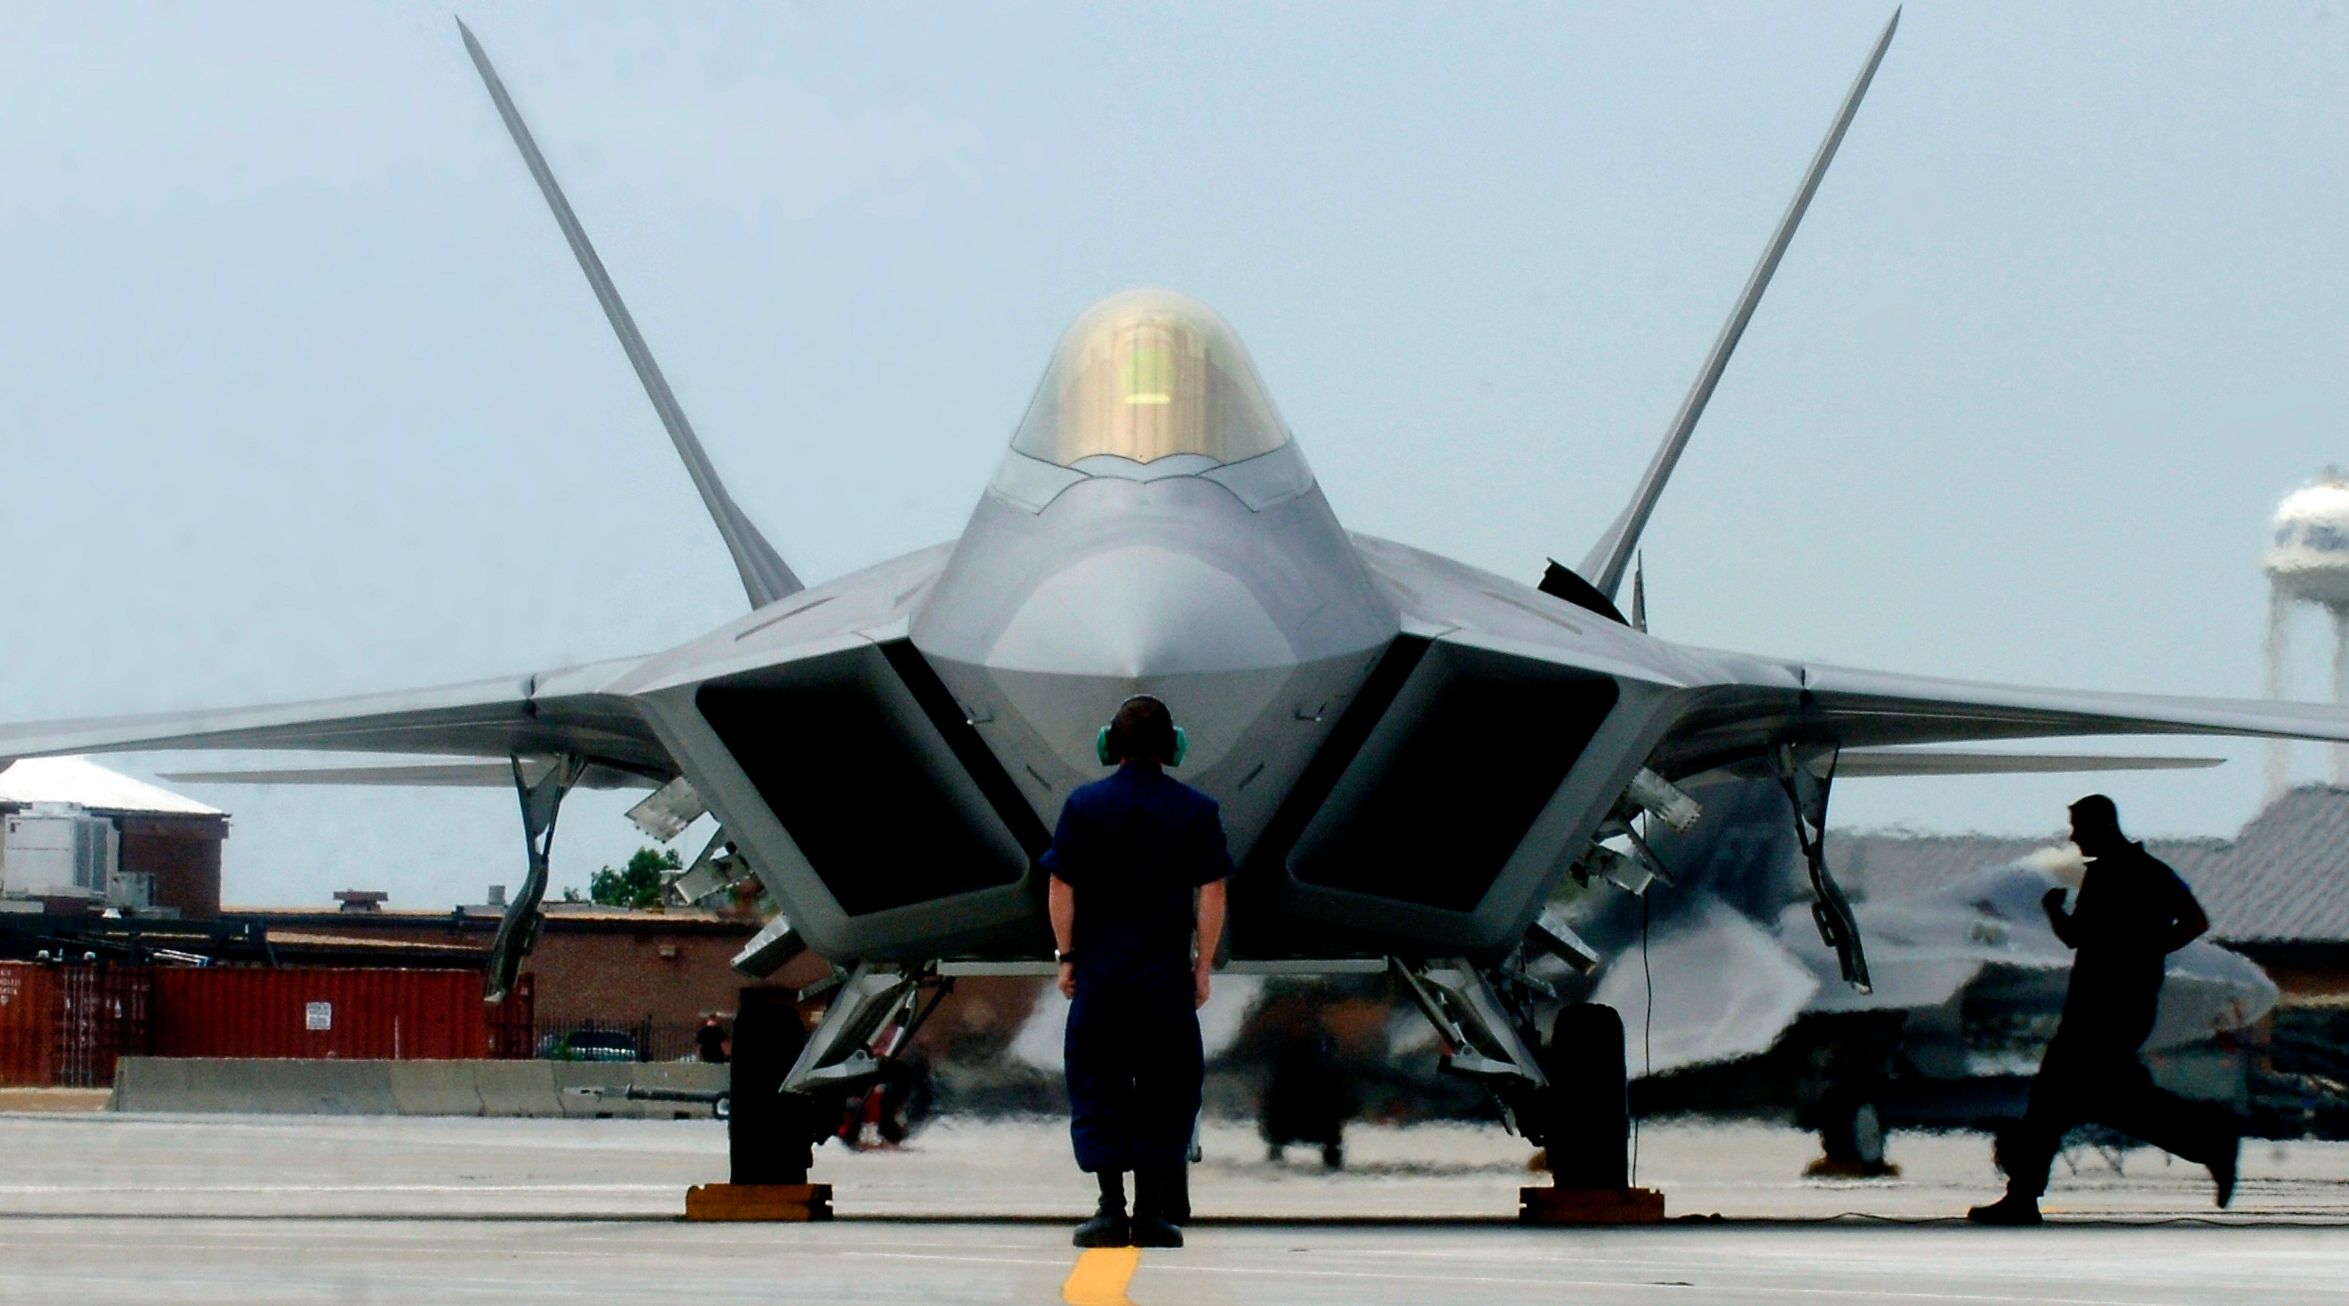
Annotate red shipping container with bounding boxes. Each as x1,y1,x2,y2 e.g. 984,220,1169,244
151,968,495,1061
488,973,534,1059
54,965,150,1087
3,964,532,1082
0,963,57,1086
0,963,153,1087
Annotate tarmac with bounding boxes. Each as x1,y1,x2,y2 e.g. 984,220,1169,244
1,1100,2346,1304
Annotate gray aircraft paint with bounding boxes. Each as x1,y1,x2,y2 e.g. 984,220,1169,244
13,17,2349,977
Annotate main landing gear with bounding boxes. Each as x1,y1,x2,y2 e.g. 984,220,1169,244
1381,767,1692,1220
1389,954,1661,1222
727,961,953,1187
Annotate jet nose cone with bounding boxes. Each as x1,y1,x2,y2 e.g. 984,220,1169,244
971,544,1297,776
986,544,1293,678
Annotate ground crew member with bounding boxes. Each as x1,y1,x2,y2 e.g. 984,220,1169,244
694,1014,729,1065
1044,695,1232,1249
1968,794,2242,1224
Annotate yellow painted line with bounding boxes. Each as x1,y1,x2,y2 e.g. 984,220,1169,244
1061,1246,1139,1306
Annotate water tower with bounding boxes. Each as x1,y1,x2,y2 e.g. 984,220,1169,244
2263,468,2349,797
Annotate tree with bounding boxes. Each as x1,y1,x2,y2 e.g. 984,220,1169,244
589,846,682,910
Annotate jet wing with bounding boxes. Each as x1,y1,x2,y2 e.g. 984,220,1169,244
154,760,657,790
1652,662,2349,778
0,656,671,779
1351,534,2349,769
1689,746,2223,783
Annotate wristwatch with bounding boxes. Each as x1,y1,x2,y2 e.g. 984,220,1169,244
1055,949,1076,965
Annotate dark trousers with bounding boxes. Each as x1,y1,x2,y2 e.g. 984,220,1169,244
1065,975,1203,1174
1998,1038,2237,1198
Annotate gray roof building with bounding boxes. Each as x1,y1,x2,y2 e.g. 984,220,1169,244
1831,785,2349,948
2179,787,2349,946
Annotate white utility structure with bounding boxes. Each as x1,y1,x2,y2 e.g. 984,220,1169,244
0,756,221,909
0,803,118,900
2263,468,2349,796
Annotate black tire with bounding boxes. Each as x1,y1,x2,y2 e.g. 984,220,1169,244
1818,1100,1886,1167
1536,1001,1629,1189
728,987,814,1185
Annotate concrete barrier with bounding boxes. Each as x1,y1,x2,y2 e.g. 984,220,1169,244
111,1058,397,1115
635,1063,728,1094
108,1058,727,1118
472,1060,564,1119
108,1057,194,1113
280,1060,400,1115
387,1061,487,1117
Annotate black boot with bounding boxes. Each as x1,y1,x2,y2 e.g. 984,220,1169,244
1966,1191,2042,1226
1072,1171,1129,1248
1131,1166,1186,1248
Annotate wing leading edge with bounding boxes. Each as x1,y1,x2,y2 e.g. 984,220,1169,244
155,760,656,790
1695,747,2223,783
0,656,669,780
1653,660,2349,780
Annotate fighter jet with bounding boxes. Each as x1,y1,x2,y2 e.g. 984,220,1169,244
1587,784,2276,1173
6,13,2344,1182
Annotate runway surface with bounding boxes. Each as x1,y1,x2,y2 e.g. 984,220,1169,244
1,1108,2344,1304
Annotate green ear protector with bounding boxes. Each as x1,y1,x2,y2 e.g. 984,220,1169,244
1095,724,1186,767
1094,701,1189,768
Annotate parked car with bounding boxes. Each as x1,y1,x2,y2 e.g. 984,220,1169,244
535,1027,644,1062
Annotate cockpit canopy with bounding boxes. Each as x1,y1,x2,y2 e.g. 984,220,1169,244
1010,289,1291,468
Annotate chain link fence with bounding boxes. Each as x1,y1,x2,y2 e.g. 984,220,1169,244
530,1017,715,1063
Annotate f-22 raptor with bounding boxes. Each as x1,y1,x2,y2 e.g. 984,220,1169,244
5,13,2338,1183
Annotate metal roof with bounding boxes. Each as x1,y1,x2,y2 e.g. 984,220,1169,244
0,756,223,817
2184,786,2349,944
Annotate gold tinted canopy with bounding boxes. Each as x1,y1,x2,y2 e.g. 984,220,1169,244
1011,290,1291,467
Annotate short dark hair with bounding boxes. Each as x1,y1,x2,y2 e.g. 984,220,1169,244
1110,695,1177,763
2068,793,2121,833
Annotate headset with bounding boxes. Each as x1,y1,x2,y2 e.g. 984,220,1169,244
1095,694,1189,768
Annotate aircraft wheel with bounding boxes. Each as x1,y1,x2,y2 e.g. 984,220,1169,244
1851,1102,1885,1166
728,987,814,1184
1818,1100,1887,1168
1534,1001,1629,1188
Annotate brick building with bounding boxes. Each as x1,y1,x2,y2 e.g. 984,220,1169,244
0,760,846,1068
230,898,827,1055
0,757,227,918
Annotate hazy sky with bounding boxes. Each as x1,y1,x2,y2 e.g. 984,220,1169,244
5,2,2347,910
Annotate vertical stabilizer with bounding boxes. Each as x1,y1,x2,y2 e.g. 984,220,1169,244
1577,10,1899,602
458,20,803,609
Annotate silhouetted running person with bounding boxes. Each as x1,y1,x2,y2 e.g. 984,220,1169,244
1968,794,2241,1225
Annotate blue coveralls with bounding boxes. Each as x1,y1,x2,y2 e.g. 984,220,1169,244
1041,763,1234,1174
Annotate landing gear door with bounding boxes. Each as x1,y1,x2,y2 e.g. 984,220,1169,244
1774,744,1870,993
